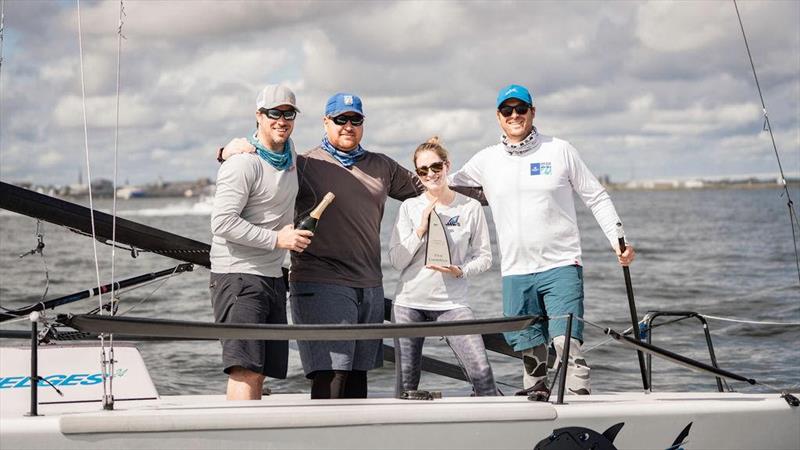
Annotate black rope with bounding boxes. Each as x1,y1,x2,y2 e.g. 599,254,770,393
733,0,800,286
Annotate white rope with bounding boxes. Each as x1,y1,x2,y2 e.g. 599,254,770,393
75,0,104,316
77,0,114,409
698,314,800,326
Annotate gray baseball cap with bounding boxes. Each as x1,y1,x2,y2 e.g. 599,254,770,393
256,84,300,112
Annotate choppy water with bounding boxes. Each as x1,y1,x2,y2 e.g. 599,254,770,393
1,188,798,396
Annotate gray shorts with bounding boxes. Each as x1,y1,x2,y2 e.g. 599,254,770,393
290,281,385,378
210,272,288,379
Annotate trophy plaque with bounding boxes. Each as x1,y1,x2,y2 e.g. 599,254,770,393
424,208,452,266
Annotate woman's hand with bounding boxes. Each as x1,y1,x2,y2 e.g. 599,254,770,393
416,200,437,238
426,264,463,278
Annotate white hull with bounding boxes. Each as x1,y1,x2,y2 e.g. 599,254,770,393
2,392,798,449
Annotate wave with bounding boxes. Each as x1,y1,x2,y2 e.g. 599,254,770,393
119,199,213,217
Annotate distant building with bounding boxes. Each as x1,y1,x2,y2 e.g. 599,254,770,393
116,186,146,199
683,180,704,189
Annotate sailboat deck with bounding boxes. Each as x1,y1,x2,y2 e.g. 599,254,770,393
2,391,797,449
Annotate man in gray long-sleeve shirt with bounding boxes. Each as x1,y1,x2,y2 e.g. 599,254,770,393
210,84,313,400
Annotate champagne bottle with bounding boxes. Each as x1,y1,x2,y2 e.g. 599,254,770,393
296,192,335,232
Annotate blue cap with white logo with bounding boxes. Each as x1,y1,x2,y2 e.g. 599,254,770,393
325,93,365,117
496,84,533,108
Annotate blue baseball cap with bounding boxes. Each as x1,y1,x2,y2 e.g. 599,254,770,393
325,93,365,117
496,84,533,108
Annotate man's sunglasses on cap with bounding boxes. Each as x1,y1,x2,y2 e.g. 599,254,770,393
415,161,446,177
260,108,297,120
498,104,531,117
331,114,364,126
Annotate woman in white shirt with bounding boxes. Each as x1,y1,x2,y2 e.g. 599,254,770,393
389,137,497,396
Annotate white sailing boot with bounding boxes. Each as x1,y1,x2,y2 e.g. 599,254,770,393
518,344,550,400
552,335,591,395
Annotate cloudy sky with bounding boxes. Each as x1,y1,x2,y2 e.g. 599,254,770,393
0,0,797,186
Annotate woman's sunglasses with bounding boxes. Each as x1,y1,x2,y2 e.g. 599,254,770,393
260,108,297,121
498,104,531,117
331,114,364,126
415,161,446,177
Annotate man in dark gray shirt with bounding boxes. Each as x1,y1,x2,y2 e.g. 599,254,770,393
210,84,313,400
221,93,422,399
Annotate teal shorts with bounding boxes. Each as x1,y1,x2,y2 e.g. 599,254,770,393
502,265,584,352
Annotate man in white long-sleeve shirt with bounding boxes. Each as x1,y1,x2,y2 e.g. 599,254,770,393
210,84,313,400
450,84,636,397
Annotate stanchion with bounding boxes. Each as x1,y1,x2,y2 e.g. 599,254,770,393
556,314,573,405
26,312,39,417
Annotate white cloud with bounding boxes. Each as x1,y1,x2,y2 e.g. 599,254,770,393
53,94,162,128
0,0,797,186
636,3,729,52
345,1,467,58
629,94,655,113
372,109,483,146
38,151,65,168
151,148,170,161
642,102,762,135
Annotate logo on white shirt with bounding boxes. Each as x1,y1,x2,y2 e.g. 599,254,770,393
530,162,552,176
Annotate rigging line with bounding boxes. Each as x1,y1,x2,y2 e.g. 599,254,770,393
113,264,182,317
75,0,104,314
105,0,126,411
3,221,51,313
76,0,113,410
106,0,125,405
35,221,50,303
699,314,800,326
733,0,800,285
110,0,126,317
440,336,473,390
0,0,5,157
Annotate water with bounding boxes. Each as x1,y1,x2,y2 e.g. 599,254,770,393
1,188,798,396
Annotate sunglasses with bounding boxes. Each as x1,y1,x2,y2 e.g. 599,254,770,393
260,108,297,120
498,104,531,117
415,161,446,177
331,114,364,126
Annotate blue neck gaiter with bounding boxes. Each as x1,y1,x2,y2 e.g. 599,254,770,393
248,132,293,171
321,136,366,168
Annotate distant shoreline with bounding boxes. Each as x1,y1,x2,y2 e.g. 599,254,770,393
606,181,799,192
7,179,798,200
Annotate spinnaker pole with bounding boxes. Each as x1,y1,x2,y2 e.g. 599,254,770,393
0,264,194,323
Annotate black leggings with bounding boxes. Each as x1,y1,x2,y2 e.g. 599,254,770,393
310,370,367,399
